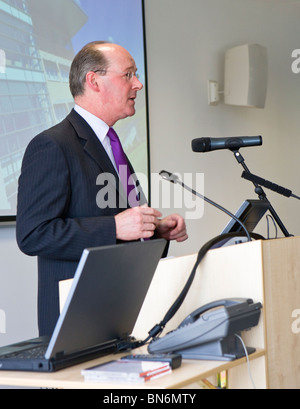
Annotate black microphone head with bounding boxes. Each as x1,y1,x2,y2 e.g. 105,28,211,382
191,138,211,153
159,170,179,184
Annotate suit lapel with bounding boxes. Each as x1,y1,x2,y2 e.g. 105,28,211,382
66,109,128,204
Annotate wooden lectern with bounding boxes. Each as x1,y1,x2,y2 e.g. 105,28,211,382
60,236,300,389
132,236,300,389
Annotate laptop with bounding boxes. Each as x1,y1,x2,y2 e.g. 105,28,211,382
0,239,167,372
211,199,269,249
221,199,269,235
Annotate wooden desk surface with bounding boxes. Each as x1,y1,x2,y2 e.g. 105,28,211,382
0,347,265,389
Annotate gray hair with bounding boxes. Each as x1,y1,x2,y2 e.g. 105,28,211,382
69,41,110,98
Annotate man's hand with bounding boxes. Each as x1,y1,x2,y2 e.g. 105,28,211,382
115,205,162,241
156,214,188,243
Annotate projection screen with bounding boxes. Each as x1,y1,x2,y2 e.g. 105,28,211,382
0,0,149,221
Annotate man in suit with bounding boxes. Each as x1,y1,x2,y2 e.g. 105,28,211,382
16,41,188,336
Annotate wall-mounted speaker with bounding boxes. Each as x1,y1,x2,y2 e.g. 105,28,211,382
224,44,268,108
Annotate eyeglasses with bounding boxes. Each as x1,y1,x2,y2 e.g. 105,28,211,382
93,69,140,81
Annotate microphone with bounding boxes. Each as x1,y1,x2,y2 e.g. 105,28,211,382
241,171,300,201
192,136,262,153
159,170,251,242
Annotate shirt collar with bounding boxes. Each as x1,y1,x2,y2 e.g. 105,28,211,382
74,104,109,143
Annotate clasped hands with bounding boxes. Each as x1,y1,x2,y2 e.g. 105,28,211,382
115,204,188,243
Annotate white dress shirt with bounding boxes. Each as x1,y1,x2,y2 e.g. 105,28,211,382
74,104,118,172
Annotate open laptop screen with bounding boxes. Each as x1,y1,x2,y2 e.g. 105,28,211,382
46,239,167,360
221,199,269,235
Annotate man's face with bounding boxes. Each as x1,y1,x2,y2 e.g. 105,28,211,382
96,45,143,126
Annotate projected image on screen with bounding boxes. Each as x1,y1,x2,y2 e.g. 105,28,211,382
0,0,148,219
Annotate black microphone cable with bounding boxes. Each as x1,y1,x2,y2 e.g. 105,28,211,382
117,230,264,352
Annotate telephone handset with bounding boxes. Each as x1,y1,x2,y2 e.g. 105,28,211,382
148,298,262,361
178,298,250,328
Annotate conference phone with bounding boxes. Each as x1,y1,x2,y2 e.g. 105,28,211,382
148,298,262,361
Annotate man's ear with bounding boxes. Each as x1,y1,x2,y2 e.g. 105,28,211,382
85,71,101,92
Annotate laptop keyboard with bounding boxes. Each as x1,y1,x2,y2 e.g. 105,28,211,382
1,345,48,360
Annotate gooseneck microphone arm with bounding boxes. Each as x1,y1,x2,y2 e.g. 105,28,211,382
159,170,251,242
232,150,291,237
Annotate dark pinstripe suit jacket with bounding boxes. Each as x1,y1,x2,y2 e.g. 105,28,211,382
16,109,149,336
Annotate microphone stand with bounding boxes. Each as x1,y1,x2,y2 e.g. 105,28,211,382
232,150,291,237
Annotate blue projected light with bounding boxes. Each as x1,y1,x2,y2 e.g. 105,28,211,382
0,0,148,219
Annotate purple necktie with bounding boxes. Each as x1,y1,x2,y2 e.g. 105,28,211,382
107,128,136,204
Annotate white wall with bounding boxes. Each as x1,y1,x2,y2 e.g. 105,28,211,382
0,226,37,347
1,0,300,346
145,0,300,257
